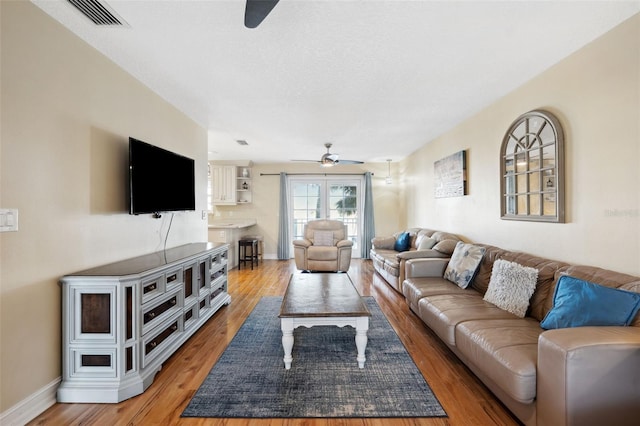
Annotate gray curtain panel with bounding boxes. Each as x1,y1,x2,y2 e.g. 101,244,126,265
277,172,289,259
361,171,375,259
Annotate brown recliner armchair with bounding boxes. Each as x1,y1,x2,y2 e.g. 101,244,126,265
293,220,353,272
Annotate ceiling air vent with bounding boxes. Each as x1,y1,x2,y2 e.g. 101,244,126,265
67,0,125,26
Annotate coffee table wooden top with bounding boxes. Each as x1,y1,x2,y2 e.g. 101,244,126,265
279,273,371,318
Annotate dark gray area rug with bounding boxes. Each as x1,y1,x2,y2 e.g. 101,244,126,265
182,296,447,418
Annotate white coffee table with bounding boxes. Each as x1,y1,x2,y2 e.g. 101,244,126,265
278,273,371,369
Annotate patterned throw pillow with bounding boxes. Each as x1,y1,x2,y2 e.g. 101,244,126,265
313,231,334,246
443,242,486,289
484,259,539,317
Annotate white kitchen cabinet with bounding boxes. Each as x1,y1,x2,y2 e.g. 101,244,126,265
211,165,237,205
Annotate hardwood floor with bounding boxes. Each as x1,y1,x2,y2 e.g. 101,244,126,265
30,259,520,426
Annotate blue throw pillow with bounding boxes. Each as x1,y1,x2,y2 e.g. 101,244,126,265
394,232,411,252
540,275,640,330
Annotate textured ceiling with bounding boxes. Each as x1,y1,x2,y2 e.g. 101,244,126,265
32,0,640,164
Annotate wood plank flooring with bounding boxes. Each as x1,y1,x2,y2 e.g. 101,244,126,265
29,259,520,426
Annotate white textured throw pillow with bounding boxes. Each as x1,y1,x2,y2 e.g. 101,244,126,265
484,259,539,318
313,231,334,246
417,237,437,250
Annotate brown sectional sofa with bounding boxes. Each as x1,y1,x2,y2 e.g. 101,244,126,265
369,228,461,293
401,243,640,426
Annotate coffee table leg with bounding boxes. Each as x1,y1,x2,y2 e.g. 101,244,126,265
355,317,369,368
281,318,294,369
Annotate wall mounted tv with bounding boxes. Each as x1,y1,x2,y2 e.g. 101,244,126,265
129,137,196,215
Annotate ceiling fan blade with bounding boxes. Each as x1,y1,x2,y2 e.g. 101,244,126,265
335,159,365,165
244,0,280,28
326,154,339,161
291,144,363,166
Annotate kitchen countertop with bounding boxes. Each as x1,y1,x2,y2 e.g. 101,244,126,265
208,218,257,229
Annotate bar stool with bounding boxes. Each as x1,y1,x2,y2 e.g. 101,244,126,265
238,238,258,270
242,234,263,262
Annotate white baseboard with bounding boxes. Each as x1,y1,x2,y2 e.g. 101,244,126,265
0,377,60,426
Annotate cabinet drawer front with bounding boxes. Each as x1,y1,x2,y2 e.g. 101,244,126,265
70,347,117,379
183,302,198,330
165,267,183,289
144,321,178,355
141,275,164,304
199,296,208,311
141,314,182,369
143,295,178,325
210,249,228,268
210,287,225,302
211,266,227,287
141,288,182,336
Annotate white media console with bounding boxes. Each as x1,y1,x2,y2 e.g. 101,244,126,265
57,242,230,403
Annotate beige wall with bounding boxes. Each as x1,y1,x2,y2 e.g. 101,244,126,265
404,13,639,276
0,1,208,411
209,161,404,257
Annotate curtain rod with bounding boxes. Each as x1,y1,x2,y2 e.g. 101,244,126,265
260,172,373,176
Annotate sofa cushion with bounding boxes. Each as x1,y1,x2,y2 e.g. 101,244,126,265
382,260,399,276
540,275,640,329
394,232,411,251
402,277,470,312
417,236,437,250
313,230,334,246
414,229,436,248
432,239,458,255
484,260,539,318
431,231,460,242
397,249,449,261
469,244,509,294
307,246,338,261
417,293,516,346
444,242,486,289
373,249,399,268
456,318,543,403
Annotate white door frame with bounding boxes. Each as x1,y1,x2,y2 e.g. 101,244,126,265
288,175,364,258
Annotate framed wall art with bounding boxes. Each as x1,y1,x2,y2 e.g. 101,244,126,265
434,150,467,198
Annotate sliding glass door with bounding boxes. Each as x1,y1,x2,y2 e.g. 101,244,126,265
289,176,363,257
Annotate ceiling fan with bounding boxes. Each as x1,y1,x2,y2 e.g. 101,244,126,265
244,0,280,28
293,143,365,167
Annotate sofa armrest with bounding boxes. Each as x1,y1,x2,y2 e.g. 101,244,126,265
371,236,396,250
336,239,353,248
404,258,449,278
537,327,640,426
292,239,312,248
397,249,449,260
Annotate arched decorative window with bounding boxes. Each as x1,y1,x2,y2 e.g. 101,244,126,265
500,110,565,222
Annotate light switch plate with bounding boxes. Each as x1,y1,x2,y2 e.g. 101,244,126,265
0,209,19,232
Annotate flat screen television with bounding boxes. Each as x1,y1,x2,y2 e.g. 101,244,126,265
129,137,196,215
